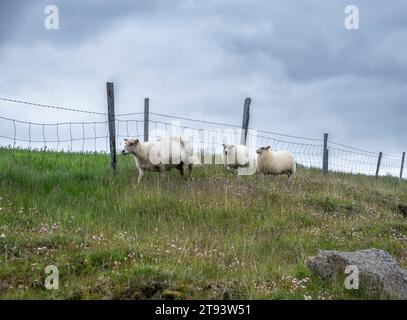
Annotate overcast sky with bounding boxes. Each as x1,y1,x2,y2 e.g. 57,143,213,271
0,0,406,154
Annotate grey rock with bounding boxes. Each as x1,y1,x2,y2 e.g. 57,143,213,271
306,248,407,299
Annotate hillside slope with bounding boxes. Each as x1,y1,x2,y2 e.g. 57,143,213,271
0,148,406,299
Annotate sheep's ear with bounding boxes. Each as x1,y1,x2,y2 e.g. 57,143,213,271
266,146,271,150
135,139,140,144
124,138,128,142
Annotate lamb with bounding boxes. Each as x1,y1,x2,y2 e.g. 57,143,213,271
256,146,296,182
122,137,201,184
222,144,250,171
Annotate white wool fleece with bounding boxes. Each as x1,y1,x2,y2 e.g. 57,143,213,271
257,150,296,176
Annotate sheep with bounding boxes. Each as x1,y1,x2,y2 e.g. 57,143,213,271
256,146,296,182
122,137,201,184
222,144,250,171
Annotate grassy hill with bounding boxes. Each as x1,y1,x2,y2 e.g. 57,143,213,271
0,148,406,299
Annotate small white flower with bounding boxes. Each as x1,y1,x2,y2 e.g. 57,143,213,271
0,233,5,238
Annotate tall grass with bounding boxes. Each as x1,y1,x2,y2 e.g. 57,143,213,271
0,148,406,299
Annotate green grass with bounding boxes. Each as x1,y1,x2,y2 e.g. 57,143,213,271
0,148,406,300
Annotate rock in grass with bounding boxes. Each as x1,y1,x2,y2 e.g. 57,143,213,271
306,248,407,299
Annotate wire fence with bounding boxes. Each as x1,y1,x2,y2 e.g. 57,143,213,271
0,96,405,179
0,116,110,152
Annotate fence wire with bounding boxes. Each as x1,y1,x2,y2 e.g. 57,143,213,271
0,112,405,179
0,116,110,153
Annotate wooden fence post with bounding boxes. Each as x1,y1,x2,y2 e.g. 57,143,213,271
400,152,405,180
323,133,328,175
240,97,251,145
144,98,149,142
375,152,383,179
144,98,150,142
106,82,116,171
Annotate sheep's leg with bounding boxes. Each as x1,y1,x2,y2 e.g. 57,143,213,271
177,165,185,180
288,172,294,184
137,168,144,184
188,164,193,180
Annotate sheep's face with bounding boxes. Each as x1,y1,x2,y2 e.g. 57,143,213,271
122,139,139,155
256,146,271,155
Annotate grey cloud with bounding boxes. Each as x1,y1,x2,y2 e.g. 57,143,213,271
0,0,406,155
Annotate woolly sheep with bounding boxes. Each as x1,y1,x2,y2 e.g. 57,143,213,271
256,146,296,182
122,137,201,184
222,144,250,171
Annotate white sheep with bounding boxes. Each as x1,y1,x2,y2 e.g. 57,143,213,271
256,146,296,182
222,144,250,171
122,137,201,183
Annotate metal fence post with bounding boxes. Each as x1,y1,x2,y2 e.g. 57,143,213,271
323,133,328,174
240,97,251,145
106,82,116,171
144,98,149,142
400,152,406,180
375,152,383,179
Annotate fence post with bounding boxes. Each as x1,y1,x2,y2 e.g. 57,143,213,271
144,98,149,142
400,152,406,180
201,148,205,165
240,97,251,145
375,152,382,179
323,133,328,175
106,82,116,171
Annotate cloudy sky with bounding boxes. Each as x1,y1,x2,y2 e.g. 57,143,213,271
0,0,406,154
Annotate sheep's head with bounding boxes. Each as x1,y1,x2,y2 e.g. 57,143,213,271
122,138,139,155
256,146,271,155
